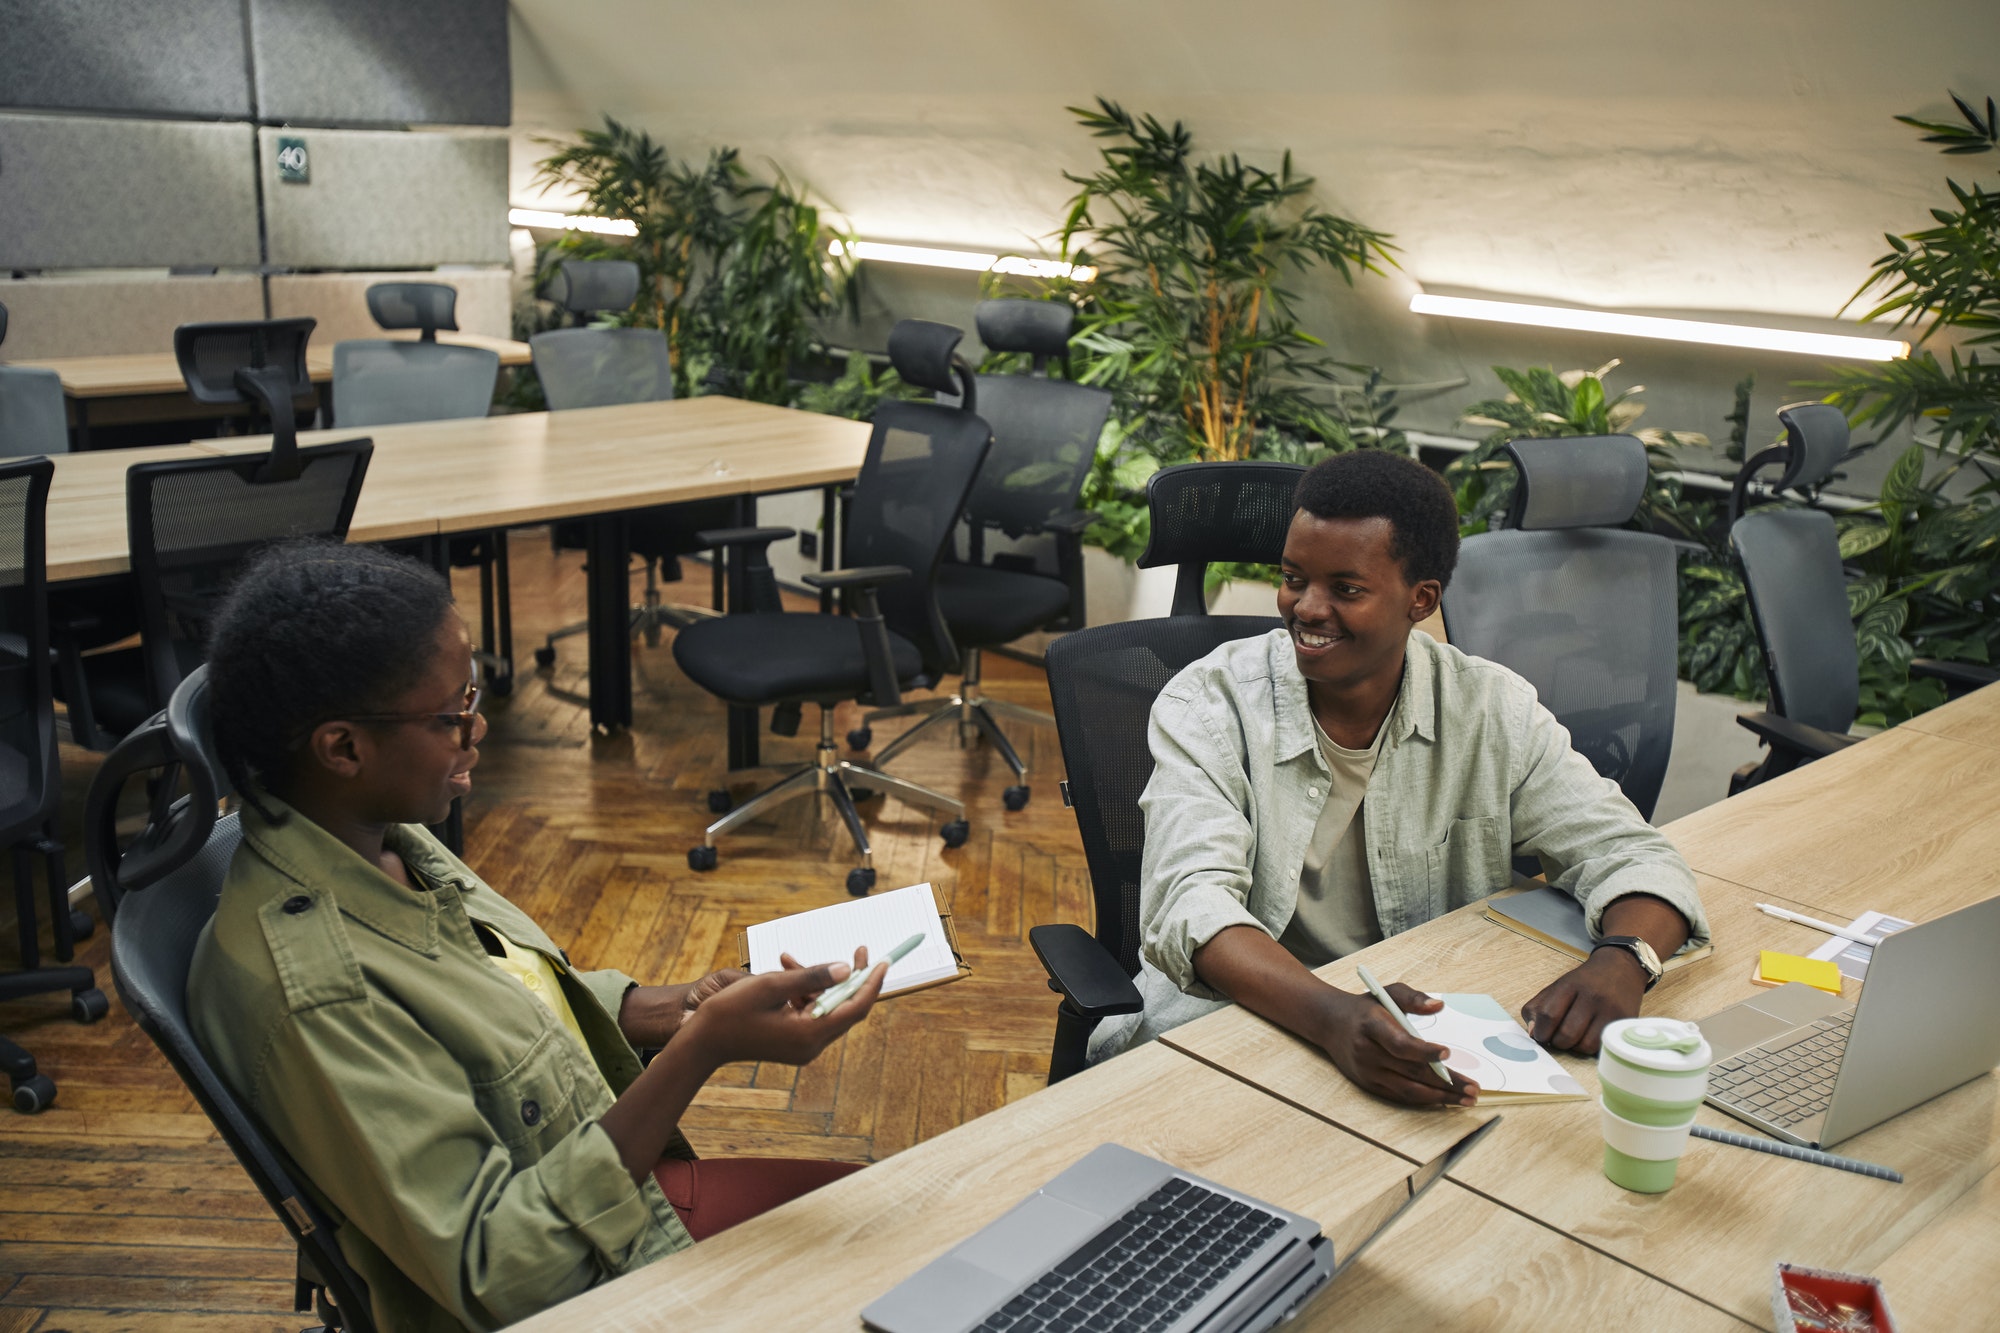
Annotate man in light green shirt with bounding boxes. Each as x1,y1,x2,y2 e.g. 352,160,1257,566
1092,451,1708,1106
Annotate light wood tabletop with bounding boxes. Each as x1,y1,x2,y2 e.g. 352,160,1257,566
1157,878,1999,1326
9,332,532,399
512,1041,1739,1333
1895,679,2000,751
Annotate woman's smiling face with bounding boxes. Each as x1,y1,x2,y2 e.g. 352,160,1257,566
1276,511,1440,691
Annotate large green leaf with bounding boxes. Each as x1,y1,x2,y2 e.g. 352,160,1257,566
1856,598,1914,668
1836,520,1892,558
1845,574,1887,618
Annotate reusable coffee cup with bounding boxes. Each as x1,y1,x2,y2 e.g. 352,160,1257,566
1597,1017,1711,1193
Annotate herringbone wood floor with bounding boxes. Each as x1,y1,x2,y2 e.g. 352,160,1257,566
0,529,1089,1331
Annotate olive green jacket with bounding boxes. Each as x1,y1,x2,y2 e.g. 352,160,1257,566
187,795,692,1332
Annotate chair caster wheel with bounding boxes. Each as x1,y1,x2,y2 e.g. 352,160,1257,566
71,988,108,1024
687,846,718,872
70,909,95,941
489,673,514,698
533,646,557,669
847,786,877,802
706,789,734,814
940,819,970,849
846,868,876,896
11,1074,55,1114
1003,785,1031,812
847,727,873,751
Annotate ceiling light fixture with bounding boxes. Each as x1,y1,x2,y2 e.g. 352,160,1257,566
508,208,639,238
1408,293,1908,362
832,240,1096,283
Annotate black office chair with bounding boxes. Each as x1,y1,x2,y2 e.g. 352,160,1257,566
0,457,109,1114
850,300,1113,812
1137,461,1307,615
672,321,990,895
1727,403,1996,792
90,669,375,1331
527,260,734,666
1441,435,1678,820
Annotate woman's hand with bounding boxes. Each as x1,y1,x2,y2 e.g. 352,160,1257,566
679,947,886,1069
617,969,749,1048
1311,983,1479,1108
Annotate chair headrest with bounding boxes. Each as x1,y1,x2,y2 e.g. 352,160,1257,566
1774,402,1848,492
366,282,459,340
888,319,974,402
1505,434,1649,530
975,300,1075,361
543,260,642,315
173,318,317,405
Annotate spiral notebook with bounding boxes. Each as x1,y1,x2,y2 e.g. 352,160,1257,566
739,881,970,999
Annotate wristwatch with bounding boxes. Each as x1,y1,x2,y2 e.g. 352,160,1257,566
1592,936,1663,992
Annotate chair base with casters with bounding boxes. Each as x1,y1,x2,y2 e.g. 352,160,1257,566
691,706,968,897
852,646,1051,811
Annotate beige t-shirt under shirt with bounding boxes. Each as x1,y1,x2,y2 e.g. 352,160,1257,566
1277,715,1387,968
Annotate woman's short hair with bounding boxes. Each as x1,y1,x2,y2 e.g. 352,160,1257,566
207,540,455,804
1292,450,1461,589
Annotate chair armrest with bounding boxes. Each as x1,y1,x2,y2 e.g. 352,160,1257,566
1028,924,1143,1019
1911,658,2000,697
800,565,911,590
1038,509,1097,537
695,525,797,549
1734,711,1860,762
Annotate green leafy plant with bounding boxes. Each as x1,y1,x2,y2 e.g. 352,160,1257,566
790,349,923,422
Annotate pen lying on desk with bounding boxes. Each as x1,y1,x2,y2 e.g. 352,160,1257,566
1754,903,1883,949
1688,1124,1903,1182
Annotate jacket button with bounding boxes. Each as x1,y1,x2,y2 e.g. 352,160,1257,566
282,896,313,915
520,1099,541,1126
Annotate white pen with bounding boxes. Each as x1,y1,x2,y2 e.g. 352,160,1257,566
1755,903,1883,949
808,932,924,1018
1355,964,1455,1088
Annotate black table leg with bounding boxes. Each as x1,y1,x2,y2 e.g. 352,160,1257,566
72,397,91,452
585,512,633,731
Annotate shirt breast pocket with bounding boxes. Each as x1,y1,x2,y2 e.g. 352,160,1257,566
470,1028,584,1160
1423,815,1508,914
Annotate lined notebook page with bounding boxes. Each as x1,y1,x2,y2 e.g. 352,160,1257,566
745,882,957,995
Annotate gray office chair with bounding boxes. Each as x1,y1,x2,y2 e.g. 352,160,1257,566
1442,435,1678,821
527,260,733,666
851,300,1113,811
1727,403,1996,792
0,302,70,457
1138,461,1308,614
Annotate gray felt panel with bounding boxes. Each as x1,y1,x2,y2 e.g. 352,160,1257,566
261,129,509,268
249,0,510,127
0,116,260,270
269,270,513,343
0,0,251,118
0,275,265,360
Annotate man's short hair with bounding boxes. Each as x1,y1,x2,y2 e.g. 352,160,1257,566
1291,450,1461,589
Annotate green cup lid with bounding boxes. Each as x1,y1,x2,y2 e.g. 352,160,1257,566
1627,1023,1704,1054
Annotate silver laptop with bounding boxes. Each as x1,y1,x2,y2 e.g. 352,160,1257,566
1698,893,2000,1149
862,1119,1499,1333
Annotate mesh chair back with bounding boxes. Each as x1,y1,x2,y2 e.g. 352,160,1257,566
0,365,70,457
543,260,643,315
847,399,994,677
1139,462,1306,615
530,327,674,410
0,457,56,837
964,374,1111,537
174,318,316,406
1732,506,1859,734
127,440,373,709
332,341,500,428
1046,616,1280,976
365,282,458,340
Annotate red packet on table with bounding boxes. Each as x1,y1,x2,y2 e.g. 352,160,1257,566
1772,1263,1898,1332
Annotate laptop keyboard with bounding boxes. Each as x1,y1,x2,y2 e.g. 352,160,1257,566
973,1177,1290,1333
1711,1012,1853,1127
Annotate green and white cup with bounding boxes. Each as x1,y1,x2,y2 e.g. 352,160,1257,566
1597,1017,1711,1193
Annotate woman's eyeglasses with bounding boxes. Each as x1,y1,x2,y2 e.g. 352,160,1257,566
348,685,483,750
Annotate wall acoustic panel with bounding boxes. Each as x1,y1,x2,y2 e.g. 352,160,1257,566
0,0,251,118
0,275,264,360
261,129,508,269
0,115,261,270
269,270,512,343
250,0,509,127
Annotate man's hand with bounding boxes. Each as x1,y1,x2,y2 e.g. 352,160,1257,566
1521,949,1646,1054
1311,983,1479,1108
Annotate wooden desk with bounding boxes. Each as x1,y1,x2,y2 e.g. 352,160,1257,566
1896,679,2000,751
1157,878,1999,1326
513,1042,1737,1332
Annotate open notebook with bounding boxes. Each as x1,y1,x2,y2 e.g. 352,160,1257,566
1405,993,1587,1104
742,882,969,999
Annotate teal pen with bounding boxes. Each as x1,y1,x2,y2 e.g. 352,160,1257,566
809,932,924,1018
1355,964,1455,1088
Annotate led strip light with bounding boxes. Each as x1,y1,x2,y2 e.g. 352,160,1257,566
1409,293,1907,362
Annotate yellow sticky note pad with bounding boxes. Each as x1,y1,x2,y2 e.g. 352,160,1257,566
1753,950,1843,994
